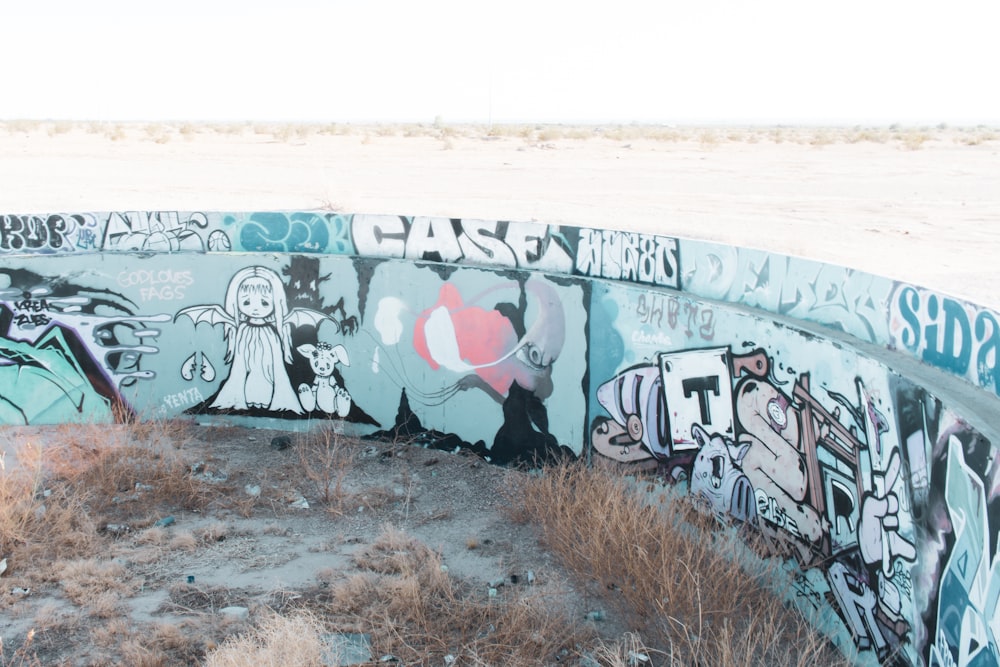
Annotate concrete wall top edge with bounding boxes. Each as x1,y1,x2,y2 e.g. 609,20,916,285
3,209,995,401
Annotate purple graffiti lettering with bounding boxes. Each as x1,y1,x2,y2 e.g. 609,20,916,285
636,294,714,341
636,293,664,327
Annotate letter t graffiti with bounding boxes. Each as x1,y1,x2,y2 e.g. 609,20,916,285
682,375,720,425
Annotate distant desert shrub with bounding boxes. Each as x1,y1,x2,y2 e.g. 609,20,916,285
46,121,74,137
847,126,889,143
317,122,348,136
564,127,595,140
603,125,643,142
645,127,683,142
699,129,720,147
900,130,931,150
3,119,41,134
484,123,529,139
956,126,999,146
143,123,171,144
106,124,127,141
536,127,564,142
809,128,835,146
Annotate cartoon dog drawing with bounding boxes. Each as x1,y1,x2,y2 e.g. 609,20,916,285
296,342,352,417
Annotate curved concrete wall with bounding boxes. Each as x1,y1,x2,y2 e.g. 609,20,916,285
1,210,997,666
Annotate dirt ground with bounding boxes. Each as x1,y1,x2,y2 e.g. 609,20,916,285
0,422,618,665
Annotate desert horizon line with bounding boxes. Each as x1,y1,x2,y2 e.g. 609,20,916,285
3,117,999,130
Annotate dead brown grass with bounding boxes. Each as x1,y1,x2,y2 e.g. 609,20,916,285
510,463,849,666
203,611,328,667
314,524,590,665
295,424,353,513
0,629,42,667
1,421,853,666
0,418,228,664
0,442,100,564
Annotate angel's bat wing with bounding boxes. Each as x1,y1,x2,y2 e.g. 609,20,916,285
285,308,333,329
174,304,235,328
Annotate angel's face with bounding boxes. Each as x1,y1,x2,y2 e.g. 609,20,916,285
237,280,274,319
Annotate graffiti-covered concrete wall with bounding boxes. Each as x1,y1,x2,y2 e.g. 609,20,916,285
1,210,997,666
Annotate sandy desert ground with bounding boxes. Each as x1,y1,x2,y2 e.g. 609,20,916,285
0,121,997,308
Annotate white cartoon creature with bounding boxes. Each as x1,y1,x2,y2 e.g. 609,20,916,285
297,342,352,417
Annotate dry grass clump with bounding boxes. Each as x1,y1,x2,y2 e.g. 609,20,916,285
45,121,73,138
0,629,42,667
207,122,249,136
2,119,43,135
809,128,835,146
510,463,848,666
56,557,136,606
0,418,214,576
485,123,536,139
63,445,210,518
105,123,127,141
591,631,666,666
310,525,589,665
203,610,328,667
0,444,99,563
847,127,890,144
87,616,208,666
955,125,1000,145
296,424,353,512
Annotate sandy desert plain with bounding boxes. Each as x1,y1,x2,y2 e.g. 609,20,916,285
0,121,998,665
1,121,998,307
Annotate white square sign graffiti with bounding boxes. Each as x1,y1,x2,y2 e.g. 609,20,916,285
659,347,735,450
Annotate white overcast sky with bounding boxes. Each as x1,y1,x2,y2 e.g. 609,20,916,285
2,0,998,125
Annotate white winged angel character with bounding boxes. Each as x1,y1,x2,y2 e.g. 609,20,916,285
175,265,330,414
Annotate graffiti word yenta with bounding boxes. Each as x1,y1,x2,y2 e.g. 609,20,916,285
161,387,204,411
